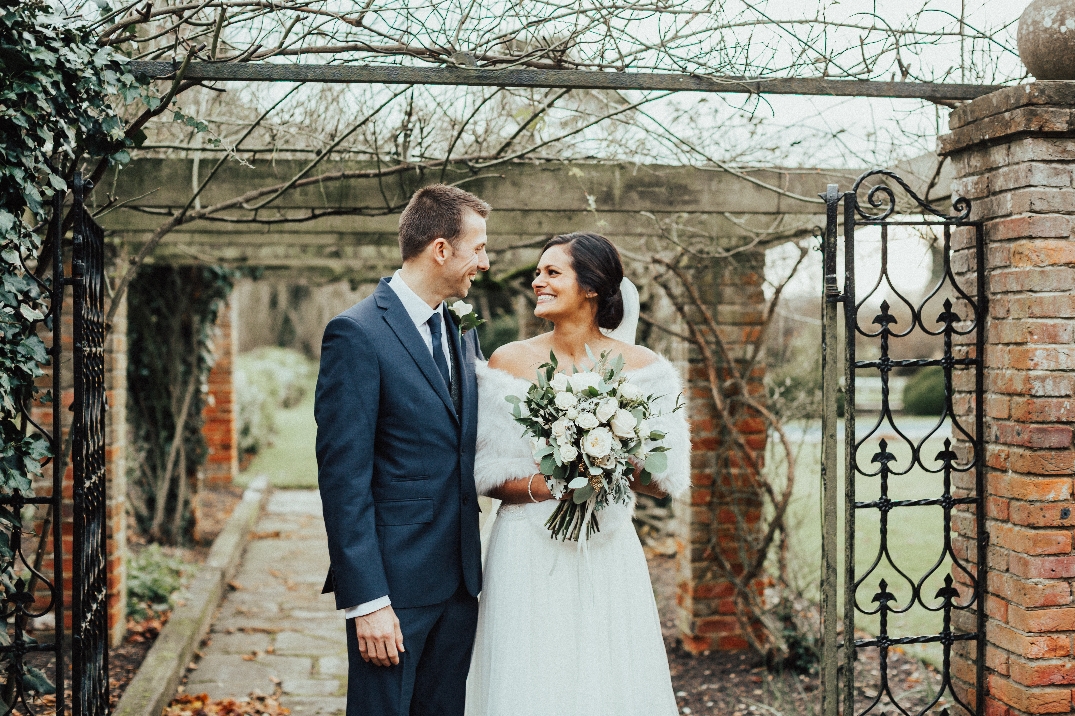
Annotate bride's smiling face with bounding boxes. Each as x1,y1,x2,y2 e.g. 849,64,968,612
532,244,597,324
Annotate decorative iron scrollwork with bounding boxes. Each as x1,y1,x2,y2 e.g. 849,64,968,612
821,169,986,716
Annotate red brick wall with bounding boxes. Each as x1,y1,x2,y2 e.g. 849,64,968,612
202,297,238,487
676,256,769,653
941,83,1075,716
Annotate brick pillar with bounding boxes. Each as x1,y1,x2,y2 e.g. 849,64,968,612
32,286,128,646
676,254,769,653
202,297,238,486
104,290,128,646
940,82,1075,716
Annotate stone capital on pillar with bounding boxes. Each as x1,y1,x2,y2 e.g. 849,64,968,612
940,82,1075,716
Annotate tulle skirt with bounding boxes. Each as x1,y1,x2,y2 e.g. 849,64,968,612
465,500,678,716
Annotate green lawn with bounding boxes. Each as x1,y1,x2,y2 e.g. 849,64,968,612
777,417,966,665
237,373,319,489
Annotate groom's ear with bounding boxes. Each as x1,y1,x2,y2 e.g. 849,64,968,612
428,237,451,265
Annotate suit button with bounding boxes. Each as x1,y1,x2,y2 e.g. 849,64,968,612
462,493,470,505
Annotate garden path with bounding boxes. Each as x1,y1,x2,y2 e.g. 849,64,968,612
181,489,348,715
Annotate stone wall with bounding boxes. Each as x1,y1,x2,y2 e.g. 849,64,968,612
940,82,1075,716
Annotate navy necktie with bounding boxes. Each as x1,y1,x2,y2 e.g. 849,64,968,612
427,311,452,391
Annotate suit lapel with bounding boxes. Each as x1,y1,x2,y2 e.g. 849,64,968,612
376,281,458,421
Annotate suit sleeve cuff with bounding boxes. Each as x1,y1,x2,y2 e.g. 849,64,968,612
343,595,391,619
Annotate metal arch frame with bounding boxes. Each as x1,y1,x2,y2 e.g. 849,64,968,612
129,61,1002,101
820,171,987,716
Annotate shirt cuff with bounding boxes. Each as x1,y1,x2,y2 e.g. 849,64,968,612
344,595,391,619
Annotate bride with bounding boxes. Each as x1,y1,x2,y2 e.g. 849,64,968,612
465,232,691,716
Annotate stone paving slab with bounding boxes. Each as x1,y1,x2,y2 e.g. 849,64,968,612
180,489,349,714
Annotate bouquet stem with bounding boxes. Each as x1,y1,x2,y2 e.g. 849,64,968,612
545,499,600,541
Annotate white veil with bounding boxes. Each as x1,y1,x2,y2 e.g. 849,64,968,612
600,277,639,345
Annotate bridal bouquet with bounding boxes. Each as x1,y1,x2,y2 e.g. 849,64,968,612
505,349,675,541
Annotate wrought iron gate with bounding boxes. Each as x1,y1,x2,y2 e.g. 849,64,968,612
70,174,110,716
0,173,109,716
819,170,986,716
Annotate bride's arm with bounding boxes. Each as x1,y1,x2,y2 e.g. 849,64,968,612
486,474,559,504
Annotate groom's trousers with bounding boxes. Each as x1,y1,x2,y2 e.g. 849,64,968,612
345,584,479,716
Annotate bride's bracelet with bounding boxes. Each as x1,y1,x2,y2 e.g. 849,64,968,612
527,474,540,503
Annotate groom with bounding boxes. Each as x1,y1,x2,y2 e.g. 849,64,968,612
315,184,489,715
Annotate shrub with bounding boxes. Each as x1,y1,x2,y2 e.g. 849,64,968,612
127,545,192,619
902,366,946,416
236,347,314,456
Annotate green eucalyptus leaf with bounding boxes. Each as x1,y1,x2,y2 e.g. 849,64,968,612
539,455,557,475
572,484,594,504
644,451,668,474
567,476,589,490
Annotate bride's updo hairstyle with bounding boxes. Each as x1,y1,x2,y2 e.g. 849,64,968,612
541,232,624,330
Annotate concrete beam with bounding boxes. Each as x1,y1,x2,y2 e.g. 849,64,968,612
93,157,943,274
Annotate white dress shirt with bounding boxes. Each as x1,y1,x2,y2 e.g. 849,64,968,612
343,271,451,619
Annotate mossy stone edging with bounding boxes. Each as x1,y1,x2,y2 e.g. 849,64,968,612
114,476,270,716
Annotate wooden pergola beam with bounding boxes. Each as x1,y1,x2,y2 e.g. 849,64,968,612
130,61,1002,101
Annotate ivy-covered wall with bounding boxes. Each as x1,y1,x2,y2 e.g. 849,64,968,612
0,0,144,673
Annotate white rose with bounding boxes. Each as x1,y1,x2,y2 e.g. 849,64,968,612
554,391,578,410
565,407,579,420
551,418,570,439
618,382,642,401
582,427,614,458
610,409,637,439
575,412,599,430
550,373,570,392
569,371,601,393
558,443,579,462
595,398,618,423
450,300,473,316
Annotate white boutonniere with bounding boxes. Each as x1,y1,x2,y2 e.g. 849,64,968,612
449,300,484,335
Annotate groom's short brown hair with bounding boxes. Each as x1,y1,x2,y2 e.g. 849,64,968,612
398,184,491,261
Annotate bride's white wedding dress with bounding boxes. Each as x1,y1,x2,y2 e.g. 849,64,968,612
465,357,691,716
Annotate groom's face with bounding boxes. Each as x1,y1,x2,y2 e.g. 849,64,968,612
442,209,490,297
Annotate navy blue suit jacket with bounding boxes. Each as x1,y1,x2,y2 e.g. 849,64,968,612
315,279,483,610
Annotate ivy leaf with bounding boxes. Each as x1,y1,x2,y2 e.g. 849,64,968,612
18,305,43,321
22,665,55,695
